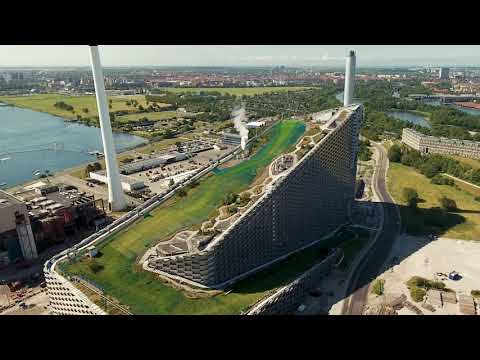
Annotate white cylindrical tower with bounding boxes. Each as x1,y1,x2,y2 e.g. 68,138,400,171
89,45,127,211
343,50,356,106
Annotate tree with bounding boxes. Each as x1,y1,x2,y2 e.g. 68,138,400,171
82,107,89,113
93,162,102,171
387,144,402,162
439,196,457,211
371,279,385,296
85,163,95,177
358,140,372,161
164,129,174,139
402,187,419,209
223,192,238,205
169,178,174,187
177,188,187,197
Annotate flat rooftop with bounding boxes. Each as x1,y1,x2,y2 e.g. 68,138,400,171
0,189,23,208
92,170,144,185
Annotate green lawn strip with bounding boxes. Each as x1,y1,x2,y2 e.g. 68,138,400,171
63,120,307,314
387,162,480,239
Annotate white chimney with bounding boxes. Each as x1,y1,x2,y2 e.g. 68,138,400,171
343,50,356,106
89,46,127,211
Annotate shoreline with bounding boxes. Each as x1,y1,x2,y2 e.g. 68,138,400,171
4,141,146,194
1,103,149,192
0,100,144,136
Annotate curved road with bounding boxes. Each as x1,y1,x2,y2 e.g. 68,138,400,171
342,142,401,315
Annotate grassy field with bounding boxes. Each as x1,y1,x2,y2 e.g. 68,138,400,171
116,111,189,124
0,94,169,120
448,155,480,171
62,226,360,315
63,120,306,314
450,178,480,197
159,87,310,96
387,162,480,239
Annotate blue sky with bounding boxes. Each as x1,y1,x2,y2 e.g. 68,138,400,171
1,45,479,67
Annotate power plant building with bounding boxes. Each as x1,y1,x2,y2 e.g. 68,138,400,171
0,190,38,263
43,49,363,314
146,105,363,287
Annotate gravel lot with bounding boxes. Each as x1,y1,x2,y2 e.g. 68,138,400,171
368,235,480,315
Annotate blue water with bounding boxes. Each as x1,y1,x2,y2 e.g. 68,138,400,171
424,100,480,116
387,111,431,128
0,105,148,187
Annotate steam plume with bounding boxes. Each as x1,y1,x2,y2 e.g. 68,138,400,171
232,105,249,150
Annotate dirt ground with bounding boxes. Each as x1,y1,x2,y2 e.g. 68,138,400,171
1,288,51,315
368,235,480,315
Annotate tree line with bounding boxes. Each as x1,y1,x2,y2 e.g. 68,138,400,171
388,143,480,187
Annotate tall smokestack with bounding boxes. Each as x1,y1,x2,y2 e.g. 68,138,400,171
89,45,127,212
343,50,356,106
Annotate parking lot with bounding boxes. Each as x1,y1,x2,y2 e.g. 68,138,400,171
128,147,234,195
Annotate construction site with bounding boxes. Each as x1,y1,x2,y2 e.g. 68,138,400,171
364,235,480,315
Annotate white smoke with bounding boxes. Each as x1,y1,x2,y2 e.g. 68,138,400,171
232,105,249,150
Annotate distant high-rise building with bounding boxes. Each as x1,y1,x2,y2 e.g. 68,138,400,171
439,67,450,80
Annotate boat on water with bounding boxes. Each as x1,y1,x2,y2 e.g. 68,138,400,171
87,150,104,159
0,157,11,162
0,183,7,187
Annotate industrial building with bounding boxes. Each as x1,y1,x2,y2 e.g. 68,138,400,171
146,104,363,287
0,190,38,266
119,151,188,175
223,132,242,146
89,171,145,192
402,128,480,159
246,121,266,129
0,184,106,269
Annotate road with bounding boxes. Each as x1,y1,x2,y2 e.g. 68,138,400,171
342,141,401,315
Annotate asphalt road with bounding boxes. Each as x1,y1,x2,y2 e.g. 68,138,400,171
342,142,401,315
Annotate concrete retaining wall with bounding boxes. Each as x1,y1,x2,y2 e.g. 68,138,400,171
247,248,342,315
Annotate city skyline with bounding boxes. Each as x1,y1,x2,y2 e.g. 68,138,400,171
1,45,480,68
